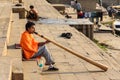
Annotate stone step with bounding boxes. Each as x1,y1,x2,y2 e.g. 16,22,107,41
0,3,12,18
7,13,25,80
7,49,23,80
23,61,42,80
11,15,43,80
0,2,12,56
0,2,15,80
0,56,12,80
9,13,26,44
94,30,113,33
12,13,19,21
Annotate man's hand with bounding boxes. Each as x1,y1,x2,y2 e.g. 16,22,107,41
45,40,50,44
38,40,50,46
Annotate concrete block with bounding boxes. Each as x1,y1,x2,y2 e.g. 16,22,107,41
12,5,25,19
7,49,23,80
23,61,41,80
12,58,23,74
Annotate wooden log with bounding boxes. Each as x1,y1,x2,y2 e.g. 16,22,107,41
34,32,108,71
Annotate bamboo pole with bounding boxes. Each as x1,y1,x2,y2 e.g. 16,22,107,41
34,32,108,71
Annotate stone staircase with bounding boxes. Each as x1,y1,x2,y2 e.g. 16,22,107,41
0,2,12,56
8,12,43,80
1,0,120,80
0,1,13,80
0,57,12,80
7,13,24,80
0,0,42,79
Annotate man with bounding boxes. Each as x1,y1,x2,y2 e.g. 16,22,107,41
77,10,84,18
107,6,113,17
20,22,59,71
74,0,82,12
26,5,39,20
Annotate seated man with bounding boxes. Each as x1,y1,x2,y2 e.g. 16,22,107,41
20,22,58,71
77,10,84,18
26,5,39,20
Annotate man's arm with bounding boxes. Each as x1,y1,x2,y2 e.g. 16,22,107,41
38,40,50,46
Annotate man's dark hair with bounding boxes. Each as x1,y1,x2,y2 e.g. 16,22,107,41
30,5,34,9
77,10,80,12
75,0,78,3
25,22,35,31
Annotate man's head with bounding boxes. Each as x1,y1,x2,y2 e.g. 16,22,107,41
30,5,34,9
25,22,35,34
75,0,78,3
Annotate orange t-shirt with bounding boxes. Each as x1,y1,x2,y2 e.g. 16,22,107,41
20,31,39,59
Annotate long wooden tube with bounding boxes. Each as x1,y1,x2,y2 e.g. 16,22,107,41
34,32,108,71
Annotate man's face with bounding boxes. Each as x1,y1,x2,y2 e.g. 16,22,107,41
28,25,35,34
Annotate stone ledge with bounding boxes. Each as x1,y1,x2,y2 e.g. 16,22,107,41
7,13,25,80
0,3,12,56
8,49,24,80
0,56,12,80
0,18,11,56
